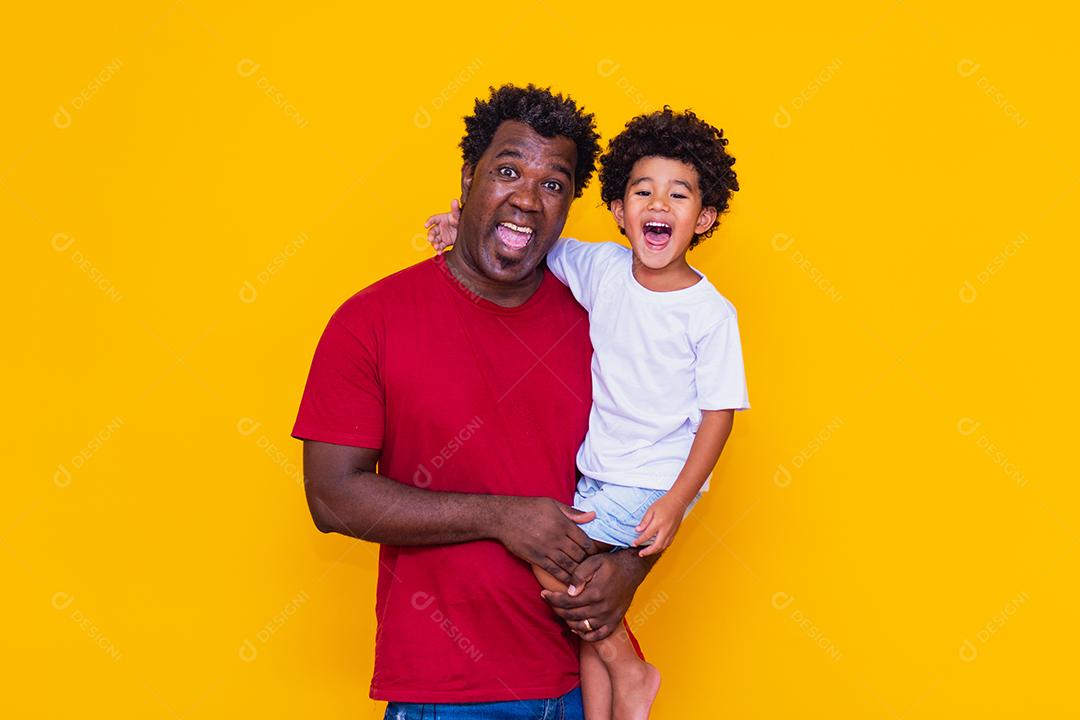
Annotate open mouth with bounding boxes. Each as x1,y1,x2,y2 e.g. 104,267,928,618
496,221,534,251
643,221,672,249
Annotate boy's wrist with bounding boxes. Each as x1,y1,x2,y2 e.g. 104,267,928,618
665,484,698,508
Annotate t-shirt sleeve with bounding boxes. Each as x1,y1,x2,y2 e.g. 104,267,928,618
545,238,624,311
291,301,385,448
694,312,751,411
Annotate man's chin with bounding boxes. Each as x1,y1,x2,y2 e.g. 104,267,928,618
481,245,543,282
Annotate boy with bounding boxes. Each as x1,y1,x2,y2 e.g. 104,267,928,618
426,107,748,720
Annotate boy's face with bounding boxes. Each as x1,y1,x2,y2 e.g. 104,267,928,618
610,156,717,271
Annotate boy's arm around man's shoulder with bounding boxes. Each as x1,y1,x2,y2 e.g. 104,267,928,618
544,237,627,310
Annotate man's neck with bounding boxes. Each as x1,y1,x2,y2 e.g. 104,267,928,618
442,247,545,308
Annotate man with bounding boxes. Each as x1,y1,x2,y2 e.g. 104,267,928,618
292,84,659,718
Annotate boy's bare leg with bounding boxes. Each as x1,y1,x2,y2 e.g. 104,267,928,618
591,621,660,720
579,637,612,720
534,566,613,720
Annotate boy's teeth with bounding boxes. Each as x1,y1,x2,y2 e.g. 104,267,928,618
644,221,672,240
643,221,672,248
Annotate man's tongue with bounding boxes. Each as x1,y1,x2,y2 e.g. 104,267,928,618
496,224,531,250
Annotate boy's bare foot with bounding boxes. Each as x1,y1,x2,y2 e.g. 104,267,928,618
612,661,660,720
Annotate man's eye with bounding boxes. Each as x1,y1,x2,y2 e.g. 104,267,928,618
544,181,563,192
498,167,518,178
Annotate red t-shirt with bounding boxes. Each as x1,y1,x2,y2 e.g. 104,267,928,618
291,255,593,703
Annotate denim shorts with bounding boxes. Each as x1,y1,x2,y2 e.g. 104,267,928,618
384,685,582,719
573,476,702,548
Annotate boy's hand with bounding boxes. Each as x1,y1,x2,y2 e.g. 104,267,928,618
631,494,688,557
423,199,461,254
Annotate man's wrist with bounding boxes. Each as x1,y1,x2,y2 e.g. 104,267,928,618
479,494,509,542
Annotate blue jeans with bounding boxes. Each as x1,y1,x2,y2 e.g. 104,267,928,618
384,685,583,719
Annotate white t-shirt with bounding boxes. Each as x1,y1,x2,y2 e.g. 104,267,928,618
546,238,750,492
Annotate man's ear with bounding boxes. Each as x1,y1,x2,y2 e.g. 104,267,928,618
695,206,718,234
460,162,475,206
610,199,626,230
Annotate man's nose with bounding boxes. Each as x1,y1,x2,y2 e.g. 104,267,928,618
509,184,541,213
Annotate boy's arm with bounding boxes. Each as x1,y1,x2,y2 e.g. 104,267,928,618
538,409,736,639
422,200,618,308
666,409,735,507
542,237,625,311
425,205,572,286
632,409,735,556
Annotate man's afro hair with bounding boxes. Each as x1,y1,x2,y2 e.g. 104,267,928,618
599,107,739,248
460,84,601,198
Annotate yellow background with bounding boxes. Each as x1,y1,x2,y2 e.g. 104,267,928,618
3,1,1077,717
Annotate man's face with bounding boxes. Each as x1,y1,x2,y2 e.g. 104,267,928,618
456,120,577,284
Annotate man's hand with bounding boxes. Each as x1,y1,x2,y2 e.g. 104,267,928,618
540,549,655,641
494,497,597,584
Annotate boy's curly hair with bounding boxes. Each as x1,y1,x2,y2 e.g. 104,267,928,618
460,84,601,198
599,107,739,248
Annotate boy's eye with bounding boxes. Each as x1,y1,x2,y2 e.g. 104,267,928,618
635,190,651,197
671,193,687,199
498,166,519,179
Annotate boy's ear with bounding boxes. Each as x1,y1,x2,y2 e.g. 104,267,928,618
610,199,626,230
695,206,718,234
460,162,475,205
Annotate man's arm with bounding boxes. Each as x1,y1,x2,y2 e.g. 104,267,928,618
302,440,598,584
